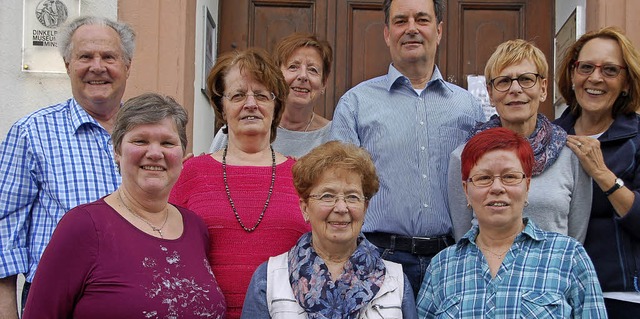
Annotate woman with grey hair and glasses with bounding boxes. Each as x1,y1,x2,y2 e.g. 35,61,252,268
23,93,226,318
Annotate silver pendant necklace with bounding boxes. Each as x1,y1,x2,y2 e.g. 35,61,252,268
118,189,169,238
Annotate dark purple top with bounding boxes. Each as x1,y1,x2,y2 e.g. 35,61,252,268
23,198,226,318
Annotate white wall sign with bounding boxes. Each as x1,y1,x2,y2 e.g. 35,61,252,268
22,0,80,73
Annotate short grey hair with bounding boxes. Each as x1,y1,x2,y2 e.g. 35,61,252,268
57,16,136,64
112,93,189,155
383,0,445,25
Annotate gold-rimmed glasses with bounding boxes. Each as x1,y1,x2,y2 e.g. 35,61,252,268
467,172,526,187
308,193,367,208
223,91,276,104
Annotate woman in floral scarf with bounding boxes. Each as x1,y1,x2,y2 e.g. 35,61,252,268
448,39,592,243
241,141,417,319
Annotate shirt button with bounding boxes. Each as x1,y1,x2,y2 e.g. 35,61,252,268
419,121,424,125
422,174,427,178
420,146,425,151
423,203,428,208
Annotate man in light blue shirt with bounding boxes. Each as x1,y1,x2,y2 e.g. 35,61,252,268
330,0,484,295
0,16,135,318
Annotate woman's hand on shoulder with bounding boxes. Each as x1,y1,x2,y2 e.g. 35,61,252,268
566,135,610,179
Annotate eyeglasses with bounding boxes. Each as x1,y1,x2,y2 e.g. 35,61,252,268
467,172,526,187
490,73,542,92
223,91,276,104
308,193,367,208
573,61,626,78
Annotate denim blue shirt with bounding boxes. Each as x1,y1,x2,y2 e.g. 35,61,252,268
0,98,121,281
416,219,607,318
330,64,484,237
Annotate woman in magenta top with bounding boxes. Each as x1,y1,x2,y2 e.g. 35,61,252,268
170,48,310,318
23,93,226,318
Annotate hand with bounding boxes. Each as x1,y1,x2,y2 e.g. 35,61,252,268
0,275,18,319
565,135,610,179
182,153,194,163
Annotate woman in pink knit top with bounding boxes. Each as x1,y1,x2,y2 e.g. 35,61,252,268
170,48,310,318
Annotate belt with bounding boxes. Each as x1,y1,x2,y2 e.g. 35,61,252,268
364,232,454,255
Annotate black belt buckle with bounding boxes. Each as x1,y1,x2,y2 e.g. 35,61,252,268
411,236,437,254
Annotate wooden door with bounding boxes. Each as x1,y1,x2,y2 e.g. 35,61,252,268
218,0,555,119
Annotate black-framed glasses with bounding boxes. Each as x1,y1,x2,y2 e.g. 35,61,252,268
467,172,526,187
223,91,276,104
308,193,367,208
573,61,626,78
490,73,542,92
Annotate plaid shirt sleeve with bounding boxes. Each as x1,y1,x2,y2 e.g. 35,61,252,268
569,244,608,317
0,122,39,278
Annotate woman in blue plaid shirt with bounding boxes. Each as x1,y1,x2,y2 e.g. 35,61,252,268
416,127,606,318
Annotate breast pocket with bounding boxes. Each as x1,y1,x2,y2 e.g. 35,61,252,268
520,291,568,318
270,298,305,318
434,294,461,319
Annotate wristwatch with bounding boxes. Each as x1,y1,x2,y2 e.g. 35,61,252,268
603,178,624,196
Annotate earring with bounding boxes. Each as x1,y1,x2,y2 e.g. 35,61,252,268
466,203,471,208
320,89,325,94
622,91,628,97
571,83,575,91
524,200,529,207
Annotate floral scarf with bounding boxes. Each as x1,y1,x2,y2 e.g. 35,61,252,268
468,113,567,176
288,232,386,319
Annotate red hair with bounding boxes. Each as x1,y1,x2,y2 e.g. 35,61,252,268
461,127,534,180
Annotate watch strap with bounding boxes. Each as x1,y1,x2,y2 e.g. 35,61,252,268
604,178,624,196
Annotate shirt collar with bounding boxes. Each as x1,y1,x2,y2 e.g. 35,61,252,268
458,217,542,250
384,64,452,93
69,98,112,135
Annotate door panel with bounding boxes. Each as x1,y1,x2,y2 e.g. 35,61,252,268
251,3,315,52
333,1,390,119
443,0,554,117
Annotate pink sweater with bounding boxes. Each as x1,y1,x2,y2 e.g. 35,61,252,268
170,155,309,319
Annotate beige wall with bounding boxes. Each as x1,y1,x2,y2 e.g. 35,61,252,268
587,0,640,46
118,0,197,153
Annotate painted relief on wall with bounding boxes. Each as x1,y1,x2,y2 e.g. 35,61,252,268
22,0,80,73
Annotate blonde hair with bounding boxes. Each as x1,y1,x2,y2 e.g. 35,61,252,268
484,39,548,84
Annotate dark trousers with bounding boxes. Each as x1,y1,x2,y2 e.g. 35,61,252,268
375,247,435,298
21,281,30,315
604,298,640,318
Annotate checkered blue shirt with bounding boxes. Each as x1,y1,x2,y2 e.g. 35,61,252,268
0,98,120,282
416,219,607,318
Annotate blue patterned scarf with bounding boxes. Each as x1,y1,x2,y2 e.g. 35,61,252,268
468,113,567,176
288,232,386,319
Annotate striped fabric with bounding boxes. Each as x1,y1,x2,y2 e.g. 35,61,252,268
0,98,120,281
416,219,608,318
330,64,484,237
